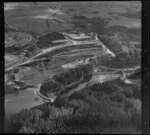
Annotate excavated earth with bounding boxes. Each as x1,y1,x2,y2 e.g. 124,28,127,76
5,25,141,116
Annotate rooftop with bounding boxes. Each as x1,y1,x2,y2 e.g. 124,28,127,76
52,39,72,43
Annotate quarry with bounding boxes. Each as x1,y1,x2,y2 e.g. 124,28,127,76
4,18,141,112
4,2,142,134
5,29,140,103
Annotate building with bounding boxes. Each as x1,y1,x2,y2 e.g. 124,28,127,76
62,32,98,41
51,31,99,46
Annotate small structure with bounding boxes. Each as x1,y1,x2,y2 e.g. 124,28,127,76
51,31,99,46
62,32,97,41
120,70,134,84
61,59,85,69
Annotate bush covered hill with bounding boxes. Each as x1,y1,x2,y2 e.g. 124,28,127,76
37,32,66,49
5,74,141,134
